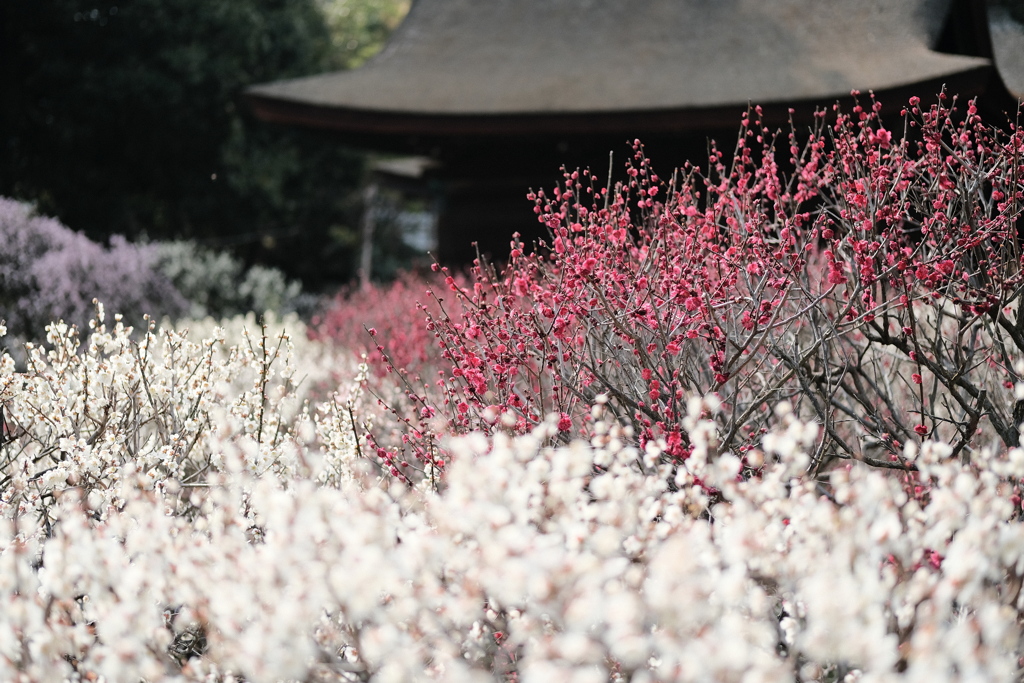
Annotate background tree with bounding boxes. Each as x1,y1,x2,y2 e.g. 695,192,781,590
319,0,410,68
0,0,408,290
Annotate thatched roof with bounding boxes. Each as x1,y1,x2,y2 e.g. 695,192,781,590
246,0,1012,137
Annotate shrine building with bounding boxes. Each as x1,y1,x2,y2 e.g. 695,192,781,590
246,0,1022,264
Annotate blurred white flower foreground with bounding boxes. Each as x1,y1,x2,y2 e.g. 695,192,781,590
1,310,1023,682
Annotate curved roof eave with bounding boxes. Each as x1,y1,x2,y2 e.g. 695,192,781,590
246,67,996,140
245,0,1013,142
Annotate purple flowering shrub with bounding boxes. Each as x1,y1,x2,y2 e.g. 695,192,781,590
0,197,187,339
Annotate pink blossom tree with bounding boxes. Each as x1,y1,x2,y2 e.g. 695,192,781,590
365,93,1024,485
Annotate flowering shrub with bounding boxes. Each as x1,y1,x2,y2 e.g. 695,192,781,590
0,198,187,341
371,94,1024,484
310,271,468,469
310,270,449,379
153,240,307,319
0,200,310,351
4,93,1024,681
3,305,1024,680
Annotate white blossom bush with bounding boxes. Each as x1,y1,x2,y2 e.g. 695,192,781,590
152,241,306,320
2,311,1024,681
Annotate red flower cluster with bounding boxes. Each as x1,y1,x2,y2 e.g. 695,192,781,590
340,94,1024,483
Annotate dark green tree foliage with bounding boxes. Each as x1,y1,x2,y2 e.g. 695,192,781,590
321,0,410,69
0,0,369,288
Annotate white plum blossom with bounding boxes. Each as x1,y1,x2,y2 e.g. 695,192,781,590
0,314,1023,681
